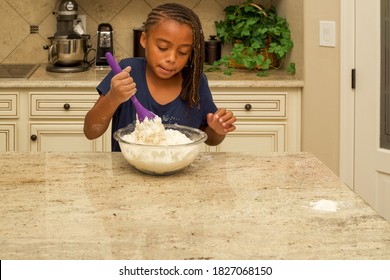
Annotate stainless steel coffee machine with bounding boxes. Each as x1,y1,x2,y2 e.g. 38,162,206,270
95,23,114,68
44,0,91,73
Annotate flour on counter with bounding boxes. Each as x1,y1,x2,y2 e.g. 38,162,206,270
309,199,339,212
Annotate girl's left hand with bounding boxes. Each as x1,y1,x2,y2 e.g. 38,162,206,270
207,108,237,135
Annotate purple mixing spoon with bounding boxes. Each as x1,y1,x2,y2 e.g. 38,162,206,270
105,52,156,122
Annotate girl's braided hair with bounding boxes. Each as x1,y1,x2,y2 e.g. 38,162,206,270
143,3,205,109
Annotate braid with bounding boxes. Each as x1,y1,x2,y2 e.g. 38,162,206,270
143,3,205,109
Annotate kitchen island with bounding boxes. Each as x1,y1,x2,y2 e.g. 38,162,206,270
0,151,389,260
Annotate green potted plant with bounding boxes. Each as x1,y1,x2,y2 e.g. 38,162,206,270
212,0,295,75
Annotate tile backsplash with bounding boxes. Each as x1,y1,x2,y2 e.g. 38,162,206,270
0,0,301,73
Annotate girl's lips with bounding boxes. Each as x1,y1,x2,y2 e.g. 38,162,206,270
158,65,175,75
160,64,175,72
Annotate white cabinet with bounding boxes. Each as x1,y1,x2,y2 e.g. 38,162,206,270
0,92,18,151
216,122,286,153
1,85,300,153
209,87,301,153
0,89,111,152
28,91,110,152
29,122,106,152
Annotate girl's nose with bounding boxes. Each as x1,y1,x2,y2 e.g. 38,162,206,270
165,50,176,63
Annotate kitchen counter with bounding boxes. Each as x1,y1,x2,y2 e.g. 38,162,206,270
0,151,389,260
0,64,304,88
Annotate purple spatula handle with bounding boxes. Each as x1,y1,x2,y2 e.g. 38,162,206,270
105,52,156,121
105,52,122,75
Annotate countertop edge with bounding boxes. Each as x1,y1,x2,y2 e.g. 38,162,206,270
0,80,304,88
0,64,304,89
208,80,304,88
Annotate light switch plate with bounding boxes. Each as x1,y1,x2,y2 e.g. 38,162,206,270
320,21,336,47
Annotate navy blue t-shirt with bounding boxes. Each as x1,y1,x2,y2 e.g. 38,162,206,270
96,57,217,151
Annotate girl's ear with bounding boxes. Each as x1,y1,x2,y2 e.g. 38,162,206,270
140,32,147,48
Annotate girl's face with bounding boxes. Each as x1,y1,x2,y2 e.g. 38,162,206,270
141,19,193,79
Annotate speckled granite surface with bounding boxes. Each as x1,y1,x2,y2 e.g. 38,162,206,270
0,152,389,260
0,64,304,88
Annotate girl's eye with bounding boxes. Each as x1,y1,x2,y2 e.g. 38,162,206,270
157,46,168,51
179,48,192,56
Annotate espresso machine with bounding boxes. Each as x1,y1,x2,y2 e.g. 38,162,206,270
95,23,114,68
44,0,91,73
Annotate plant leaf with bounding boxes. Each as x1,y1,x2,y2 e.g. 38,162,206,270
287,62,296,75
214,1,294,75
257,71,269,77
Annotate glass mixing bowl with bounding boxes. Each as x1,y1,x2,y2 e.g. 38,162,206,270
114,123,208,175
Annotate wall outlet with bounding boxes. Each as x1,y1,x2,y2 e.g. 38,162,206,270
319,21,336,47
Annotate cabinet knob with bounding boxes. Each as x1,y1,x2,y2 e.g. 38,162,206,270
245,103,252,111
31,134,37,141
63,103,71,110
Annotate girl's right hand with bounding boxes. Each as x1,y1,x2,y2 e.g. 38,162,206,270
108,66,137,104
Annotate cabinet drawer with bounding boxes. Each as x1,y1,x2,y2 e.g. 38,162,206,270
213,93,286,119
0,93,18,117
30,92,97,118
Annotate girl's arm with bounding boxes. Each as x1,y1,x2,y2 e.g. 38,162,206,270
83,93,120,139
84,67,136,139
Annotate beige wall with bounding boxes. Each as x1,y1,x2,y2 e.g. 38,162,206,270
0,0,232,63
0,0,302,72
303,0,340,174
0,0,291,63
275,0,304,78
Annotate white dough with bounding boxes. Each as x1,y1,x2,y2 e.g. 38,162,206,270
122,117,192,145
120,117,199,174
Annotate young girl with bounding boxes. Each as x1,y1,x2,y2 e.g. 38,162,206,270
84,3,236,151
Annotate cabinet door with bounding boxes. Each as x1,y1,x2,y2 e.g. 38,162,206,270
29,122,106,152
0,124,16,152
213,122,286,153
0,93,18,152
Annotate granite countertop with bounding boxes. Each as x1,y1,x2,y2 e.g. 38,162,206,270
0,64,304,88
0,151,389,260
